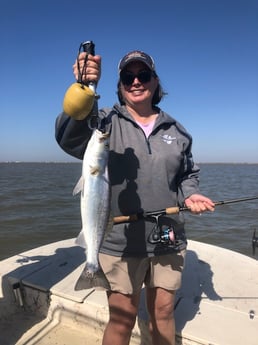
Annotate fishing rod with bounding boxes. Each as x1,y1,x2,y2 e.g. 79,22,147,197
113,195,258,224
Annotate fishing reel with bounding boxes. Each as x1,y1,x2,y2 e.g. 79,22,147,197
160,227,176,244
148,225,175,245
147,214,177,246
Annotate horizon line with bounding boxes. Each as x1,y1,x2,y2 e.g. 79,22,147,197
1,161,258,165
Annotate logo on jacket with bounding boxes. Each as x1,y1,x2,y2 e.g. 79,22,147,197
161,134,176,144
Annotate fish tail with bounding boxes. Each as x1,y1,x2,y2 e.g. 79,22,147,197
74,264,110,291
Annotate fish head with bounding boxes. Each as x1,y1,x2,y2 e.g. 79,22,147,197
84,129,110,175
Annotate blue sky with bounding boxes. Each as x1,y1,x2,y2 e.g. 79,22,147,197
1,0,257,163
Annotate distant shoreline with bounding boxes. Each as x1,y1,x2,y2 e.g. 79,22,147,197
1,161,257,165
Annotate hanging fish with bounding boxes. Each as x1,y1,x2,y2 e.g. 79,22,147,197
73,129,111,290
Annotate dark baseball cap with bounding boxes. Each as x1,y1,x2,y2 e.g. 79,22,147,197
118,50,156,73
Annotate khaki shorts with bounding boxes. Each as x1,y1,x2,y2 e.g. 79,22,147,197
99,250,186,295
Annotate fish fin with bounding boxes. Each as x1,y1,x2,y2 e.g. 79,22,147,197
103,166,109,184
101,175,109,184
72,176,84,196
74,265,111,291
75,230,86,248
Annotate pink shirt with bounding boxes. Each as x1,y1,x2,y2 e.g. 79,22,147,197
136,119,156,138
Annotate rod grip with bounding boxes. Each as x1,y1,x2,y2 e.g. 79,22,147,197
165,206,181,215
113,206,181,224
113,214,139,224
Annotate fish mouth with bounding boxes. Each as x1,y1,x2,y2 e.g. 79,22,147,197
96,130,110,142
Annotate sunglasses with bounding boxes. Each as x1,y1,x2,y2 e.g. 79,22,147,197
120,70,153,86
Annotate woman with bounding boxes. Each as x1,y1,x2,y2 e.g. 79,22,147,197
55,49,215,345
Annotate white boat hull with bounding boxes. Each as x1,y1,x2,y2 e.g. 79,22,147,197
0,239,257,345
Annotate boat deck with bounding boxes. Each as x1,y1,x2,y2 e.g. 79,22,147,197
0,238,258,345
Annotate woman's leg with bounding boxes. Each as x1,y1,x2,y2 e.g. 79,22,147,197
102,291,141,345
146,287,176,345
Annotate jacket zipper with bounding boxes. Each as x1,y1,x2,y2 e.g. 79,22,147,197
146,138,152,154
136,125,152,154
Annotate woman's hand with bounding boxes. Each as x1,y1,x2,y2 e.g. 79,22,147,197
73,53,101,84
184,194,215,214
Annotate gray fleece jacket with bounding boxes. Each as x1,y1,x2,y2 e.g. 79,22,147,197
55,103,201,257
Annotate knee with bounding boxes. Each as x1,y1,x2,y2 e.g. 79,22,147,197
149,300,174,321
109,308,137,333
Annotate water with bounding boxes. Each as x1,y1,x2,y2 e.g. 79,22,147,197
0,162,258,261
